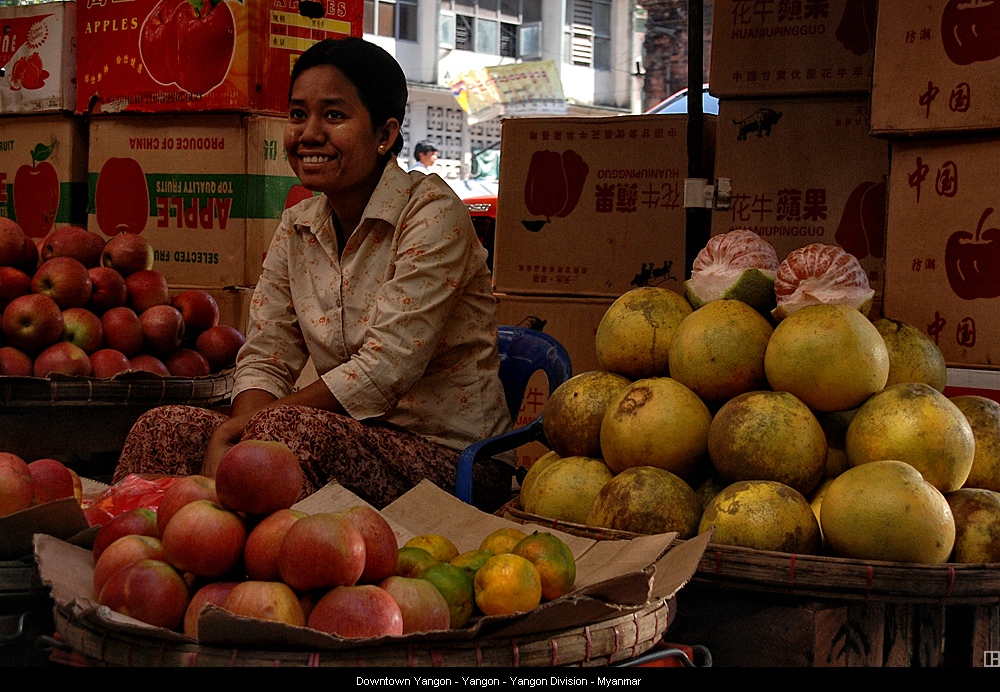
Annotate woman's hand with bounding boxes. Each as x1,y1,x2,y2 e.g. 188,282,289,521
202,414,252,478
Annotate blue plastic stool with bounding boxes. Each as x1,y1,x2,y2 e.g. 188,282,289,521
454,326,572,504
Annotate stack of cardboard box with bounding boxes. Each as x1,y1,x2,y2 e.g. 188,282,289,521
707,0,889,316
871,0,1000,372
2,1,363,335
491,114,715,467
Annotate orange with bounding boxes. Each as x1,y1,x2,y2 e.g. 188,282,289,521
450,550,493,579
420,562,476,628
403,534,459,563
478,527,528,555
510,532,576,601
473,554,542,616
394,546,438,578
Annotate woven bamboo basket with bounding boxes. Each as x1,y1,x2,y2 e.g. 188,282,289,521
501,502,1000,605
50,597,675,667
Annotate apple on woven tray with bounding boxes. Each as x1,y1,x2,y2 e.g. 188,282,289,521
0,219,245,378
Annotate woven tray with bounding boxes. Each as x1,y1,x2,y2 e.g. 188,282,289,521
0,370,234,409
501,502,1000,605
50,597,675,667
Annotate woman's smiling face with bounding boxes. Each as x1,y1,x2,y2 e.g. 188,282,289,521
284,65,397,205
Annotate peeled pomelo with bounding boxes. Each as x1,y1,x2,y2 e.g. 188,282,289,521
873,317,948,392
772,243,875,321
684,230,779,314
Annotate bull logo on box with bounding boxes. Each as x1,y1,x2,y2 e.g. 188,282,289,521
734,109,783,141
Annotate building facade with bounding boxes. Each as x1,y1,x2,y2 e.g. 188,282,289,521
362,0,642,189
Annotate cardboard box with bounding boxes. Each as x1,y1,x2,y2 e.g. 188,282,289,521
884,136,1000,367
87,114,301,287
709,0,877,98
0,113,88,238
36,481,709,654
0,1,77,115
871,0,1000,136
711,95,889,313
493,115,714,298
496,293,612,468
76,0,361,115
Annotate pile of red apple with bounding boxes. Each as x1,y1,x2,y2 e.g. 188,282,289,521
0,452,84,518
0,219,246,379
93,440,451,641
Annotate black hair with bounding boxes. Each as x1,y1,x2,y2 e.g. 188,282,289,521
290,38,408,157
414,141,438,157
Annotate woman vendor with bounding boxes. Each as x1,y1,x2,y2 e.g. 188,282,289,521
112,38,513,510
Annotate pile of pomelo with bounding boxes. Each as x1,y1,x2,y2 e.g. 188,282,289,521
523,232,1000,565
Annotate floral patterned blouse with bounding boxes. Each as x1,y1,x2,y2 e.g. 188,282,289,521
234,158,511,452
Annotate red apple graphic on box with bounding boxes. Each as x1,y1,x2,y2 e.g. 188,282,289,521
14,143,60,239
95,158,149,237
139,0,236,96
946,207,1000,300
8,53,49,91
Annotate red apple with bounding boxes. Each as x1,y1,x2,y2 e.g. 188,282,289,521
61,307,104,354
98,559,191,630
139,304,184,355
101,232,154,276
125,269,169,314
0,267,32,312
33,341,91,377
0,346,32,376
93,507,160,561
41,226,106,268
32,257,93,309
26,458,76,505
379,576,452,634
342,505,400,585
215,440,304,515
3,293,64,351
184,581,239,639
172,289,219,336
278,512,367,592
93,534,166,596
243,508,306,582
13,157,59,239
0,217,34,268
0,452,33,518
101,306,144,357
220,581,306,627
195,325,245,372
87,266,128,313
161,499,246,578
164,347,210,378
155,474,218,535
90,348,132,378
129,353,170,376
307,585,404,638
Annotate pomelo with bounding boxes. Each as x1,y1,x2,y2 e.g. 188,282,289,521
542,370,631,459
520,456,613,524
585,466,701,538
517,450,560,511
667,299,773,406
873,317,947,392
699,480,821,554
945,488,1000,564
950,395,1000,493
594,287,692,379
764,303,889,412
683,230,779,314
846,382,975,493
820,460,954,563
772,243,875,320
600,377,712,480
708,390,827,496
815,408,858,478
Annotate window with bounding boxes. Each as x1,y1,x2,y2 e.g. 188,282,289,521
441,0,541,58
566,0,611,69
363,0,417,41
